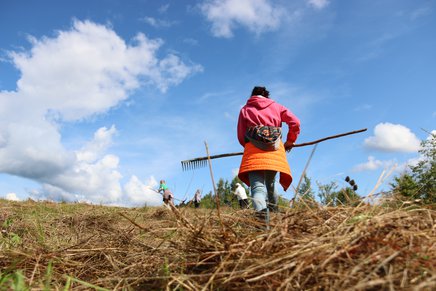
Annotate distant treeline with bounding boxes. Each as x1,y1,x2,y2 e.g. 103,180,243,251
192,132,435,209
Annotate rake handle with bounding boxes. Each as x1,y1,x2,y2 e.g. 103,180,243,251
181,128,367,166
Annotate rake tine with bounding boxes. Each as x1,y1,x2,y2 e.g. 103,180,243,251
180,157,211,171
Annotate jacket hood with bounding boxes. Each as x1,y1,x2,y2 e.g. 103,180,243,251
246,95,275,109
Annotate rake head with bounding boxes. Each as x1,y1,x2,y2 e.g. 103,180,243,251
181,157,208,171
181,152,244,171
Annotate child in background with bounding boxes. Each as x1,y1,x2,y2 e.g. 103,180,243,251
158,180,174,206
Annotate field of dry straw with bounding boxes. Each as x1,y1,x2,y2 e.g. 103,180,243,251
0,198,435,290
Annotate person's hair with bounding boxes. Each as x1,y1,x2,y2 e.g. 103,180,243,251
251,86,269,98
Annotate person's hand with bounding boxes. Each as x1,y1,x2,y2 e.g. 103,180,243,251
284,141,294,152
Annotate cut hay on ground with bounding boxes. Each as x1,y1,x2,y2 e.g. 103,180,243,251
0,199,435,290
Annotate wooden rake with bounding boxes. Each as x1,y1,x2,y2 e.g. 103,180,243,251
181,128,367,170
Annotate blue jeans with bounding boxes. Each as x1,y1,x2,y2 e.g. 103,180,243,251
248,170,278,212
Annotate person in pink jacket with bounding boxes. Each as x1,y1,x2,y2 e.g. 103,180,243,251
237,87,300,150
237,86,300,228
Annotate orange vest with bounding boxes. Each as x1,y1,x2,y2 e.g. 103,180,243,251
238,142,292,191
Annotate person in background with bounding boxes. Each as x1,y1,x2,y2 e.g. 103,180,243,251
237,86,300,229
158,180,174,206
234,183,249,209
192,189,201,208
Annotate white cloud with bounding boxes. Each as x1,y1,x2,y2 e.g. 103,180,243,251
76,125,117,163
364,123,421,152
124,175,163,206
8,20,202,121
357,130,435,174
400,157,420,172
5,192,20,201
232,168,239,178
158,4,170,14
141,16,175,28
410,6,432,20
307,0,329,10
27,126,123,203
199,0,284,38
354,104,372,111
0,20,202,206
267,82,323,118
352,156,396,172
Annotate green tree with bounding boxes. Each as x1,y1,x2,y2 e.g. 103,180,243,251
200,177,244,209
390,132,436,204
317,181,338,206
390,173,419,201
292,175,317,208
297,175,315,201
410,132,436,203
216,178,234,207
199,191,215,209
277,195,290,209
335,188,361,206
316,181,361,207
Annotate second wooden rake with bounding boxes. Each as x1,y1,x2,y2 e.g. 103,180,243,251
181,128,367,170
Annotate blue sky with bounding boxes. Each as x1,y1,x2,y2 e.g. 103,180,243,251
0,0,435,206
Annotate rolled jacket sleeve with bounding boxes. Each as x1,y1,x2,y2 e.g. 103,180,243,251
281,106,300,144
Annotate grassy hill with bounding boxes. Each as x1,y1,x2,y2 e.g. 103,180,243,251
0,199,435,290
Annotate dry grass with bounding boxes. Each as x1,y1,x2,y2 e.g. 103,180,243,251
0,198,435,290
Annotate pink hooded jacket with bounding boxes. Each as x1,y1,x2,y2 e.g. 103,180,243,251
237,95,300,147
